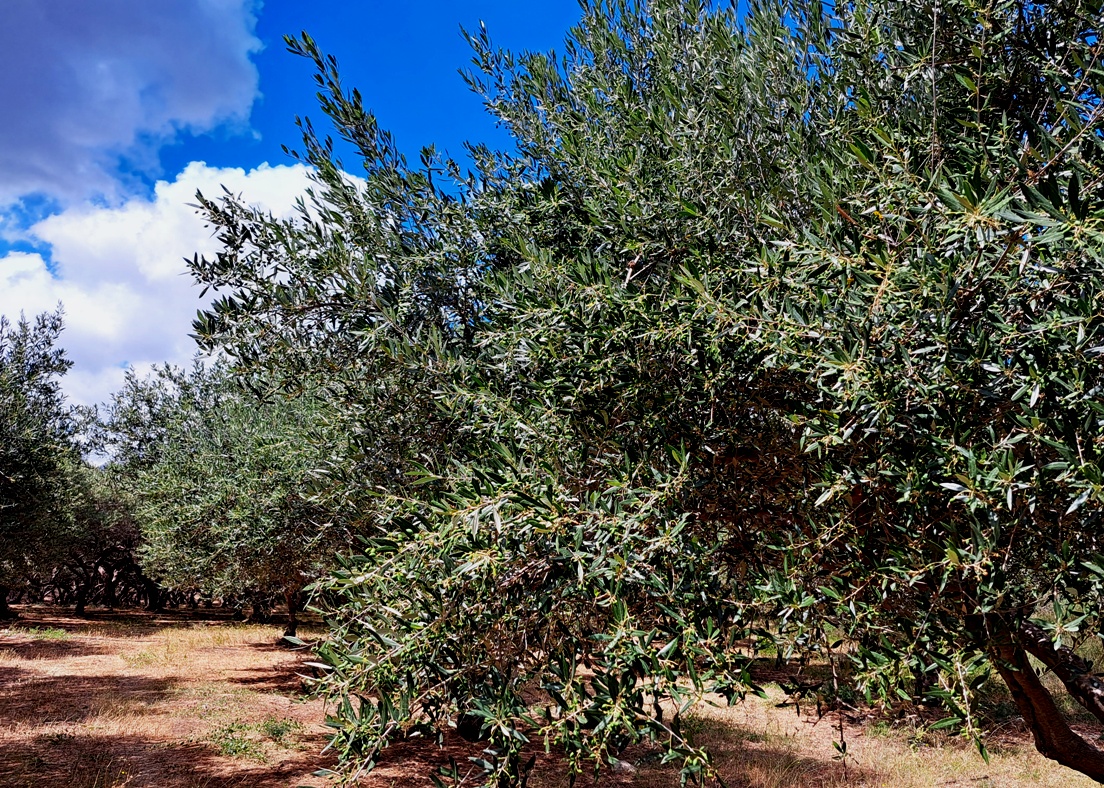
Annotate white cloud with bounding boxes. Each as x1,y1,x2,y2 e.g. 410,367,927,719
0,162,313,407
0,0,261,205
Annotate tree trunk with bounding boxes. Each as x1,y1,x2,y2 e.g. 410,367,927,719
143,577,163,612
1017,621,1104,725
102,569,118,610
74,585,88,616
283,587,302,638
0,585,16,620
248,596,272,624
988,619,1104,781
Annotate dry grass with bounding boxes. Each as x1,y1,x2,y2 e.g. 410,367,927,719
0,606,331,788
511,687,1100,788
677,690,1099,788
2,607,1102,787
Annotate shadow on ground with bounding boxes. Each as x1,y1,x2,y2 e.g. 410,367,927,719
0,672,179,726
0,732,335,788
227,666,309,695
2,605,321,639
0,637,112,661
0,665,32,685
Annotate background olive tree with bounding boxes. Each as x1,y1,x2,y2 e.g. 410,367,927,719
109,362,351,636
1,313,170,616
0,311,81,618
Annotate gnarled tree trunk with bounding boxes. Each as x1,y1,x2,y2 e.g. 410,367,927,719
100,565,119,610
0,585,16,620
247,594,272,624
987,618,1104,782
142,576,163,612
283,586,303,638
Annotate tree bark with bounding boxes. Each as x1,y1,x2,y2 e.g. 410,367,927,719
1017,621,1104,726
988,621,1104,782
0,585,16,620
283,586,302,638
101,567,118,610
142,576,163,612
248,596,272,624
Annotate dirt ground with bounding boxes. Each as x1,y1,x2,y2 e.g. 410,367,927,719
0,606,1099,788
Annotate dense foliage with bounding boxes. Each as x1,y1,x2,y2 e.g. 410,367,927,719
109,363,350,635
0,313,160,616
184,0,1104,784
0,312,80,617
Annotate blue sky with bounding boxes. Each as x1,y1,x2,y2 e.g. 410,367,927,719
161,2,580,178
0,0,578,405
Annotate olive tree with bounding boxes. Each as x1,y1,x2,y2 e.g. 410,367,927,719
128,363,349,636
190,0,1104,783
0,311,79,618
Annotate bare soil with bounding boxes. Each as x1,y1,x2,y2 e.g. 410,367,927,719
0,606,1098,787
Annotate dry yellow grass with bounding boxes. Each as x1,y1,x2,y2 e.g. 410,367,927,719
0,608,331,788
2,608,1102,788
513,687,1101,788
678,690,1099,788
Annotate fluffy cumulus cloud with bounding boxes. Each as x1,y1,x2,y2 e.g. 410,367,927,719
0,0,261,204
0,162,313,406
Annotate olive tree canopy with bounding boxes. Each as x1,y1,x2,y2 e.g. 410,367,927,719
0,311,79,617
190,0,1104,783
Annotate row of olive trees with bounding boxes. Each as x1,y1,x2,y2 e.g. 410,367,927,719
1,310,349,636
0,312,156,617
95,361,352,636
0,314,171,615
1,311,77,617
185,0,1104,784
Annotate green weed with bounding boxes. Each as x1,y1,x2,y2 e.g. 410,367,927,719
259,716,302,744
24,626,70,640
209,722,265,761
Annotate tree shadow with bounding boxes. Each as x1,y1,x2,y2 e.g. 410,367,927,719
0,672,178,726
0,731,336,788
0,665,31,685
695,721,881,788
747,655,834,686
333,728,687,787
4,607,169,638
244,638,301,653
4,605,275,637
355,729,574,788
223,642,317,694
710,741,874,787
0,637,111,661
228,667,311,695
